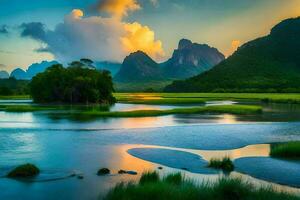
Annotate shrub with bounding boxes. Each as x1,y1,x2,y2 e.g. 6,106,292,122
208,157,235,172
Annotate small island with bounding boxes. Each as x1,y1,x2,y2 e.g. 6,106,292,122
29,60,116,104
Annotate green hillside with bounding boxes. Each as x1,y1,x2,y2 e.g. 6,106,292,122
165,17,300,93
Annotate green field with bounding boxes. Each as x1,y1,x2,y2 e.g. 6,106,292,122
82,105,262,118
1,93,300,104
115,93,300,104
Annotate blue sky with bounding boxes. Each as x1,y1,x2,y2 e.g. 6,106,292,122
0,0,299,72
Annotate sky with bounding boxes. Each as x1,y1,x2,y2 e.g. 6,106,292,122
0,0,300,72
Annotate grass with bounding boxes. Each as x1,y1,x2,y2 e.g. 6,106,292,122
208,157,235,172
105,171,300,200
115,93,300,104
82,105,262,118
0,104,110,112
0,95,30,100
270,142,300,159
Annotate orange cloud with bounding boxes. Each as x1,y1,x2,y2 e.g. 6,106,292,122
231,40,241,52
98,0,141,19
121,22,165,61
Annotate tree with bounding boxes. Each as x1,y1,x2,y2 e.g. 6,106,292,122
29,63,116,104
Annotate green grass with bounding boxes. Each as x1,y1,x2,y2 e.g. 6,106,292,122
115,93,300,104
208,157,235,172
0,104,110,112
270,142,300,159
82,105,262,118
105,171,300,200
0,95,30,100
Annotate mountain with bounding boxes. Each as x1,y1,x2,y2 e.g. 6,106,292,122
162,39,225,79
10,60,58,80
94,61,121,76
114,51,163,82
26,60,58,79
165,17,300,93
10,68,28,80
0,70,9,79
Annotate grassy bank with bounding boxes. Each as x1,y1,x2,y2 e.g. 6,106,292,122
82,105,262,118
270,142,300,159
0,104,110,112
0,95,30,100
115,93,300,104
105,171,300,200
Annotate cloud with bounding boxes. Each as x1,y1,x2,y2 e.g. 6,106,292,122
19,22,46,41
19,9,164,62
96,0,141,19
231,40,241,53
0,25,8,34
150,0,159,7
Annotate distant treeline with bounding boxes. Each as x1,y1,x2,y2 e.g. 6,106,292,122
0,78,29,95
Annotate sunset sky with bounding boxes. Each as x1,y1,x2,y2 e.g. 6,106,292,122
0,0,300,72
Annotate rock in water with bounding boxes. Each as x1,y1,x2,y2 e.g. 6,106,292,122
7,164,40,178
97,168,110,175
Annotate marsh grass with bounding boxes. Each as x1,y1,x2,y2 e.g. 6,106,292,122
105,171,300,200
208,157,235,172
83,105,262,118
1,104,110,112
115,93,300,104
270,142,300,159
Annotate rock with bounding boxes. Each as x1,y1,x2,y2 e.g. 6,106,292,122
181,167,188,171
158,166,163,170
118,170,127,174
77,175,84,179
126,171,138,175
7,163,40,178
97,168,110,175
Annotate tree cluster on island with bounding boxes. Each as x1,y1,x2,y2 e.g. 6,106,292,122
29,59,116,104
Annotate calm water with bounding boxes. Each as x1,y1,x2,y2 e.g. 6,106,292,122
0,101,300,199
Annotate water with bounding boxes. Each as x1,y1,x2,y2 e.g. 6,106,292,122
0,101,300,199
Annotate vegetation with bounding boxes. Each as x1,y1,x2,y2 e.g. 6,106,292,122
0,104,110,112
208,157,235,172
0,78,29,96
115,93,300,104
105,171,300,200
30,64,116,104
7,163,40,178
270,142,300,159
165,17,300,93
82,105,262,118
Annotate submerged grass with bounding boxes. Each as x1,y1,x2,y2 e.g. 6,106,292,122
208,157,235,172
83,105,262,118
270,141,300,159
105,171,300,200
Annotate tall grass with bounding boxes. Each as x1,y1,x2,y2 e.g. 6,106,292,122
208,157,234,172
105,171,300,200
270,142,300,159
83,105,262,118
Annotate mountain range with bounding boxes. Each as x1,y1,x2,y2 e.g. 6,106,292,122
165,17,300,92
114,39,225,83
10,61,58,80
